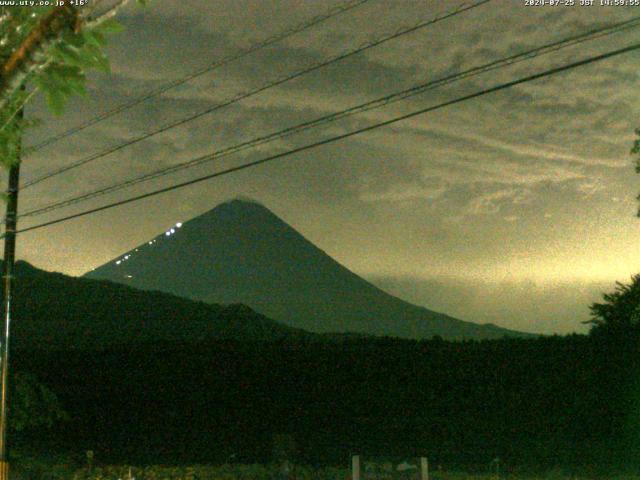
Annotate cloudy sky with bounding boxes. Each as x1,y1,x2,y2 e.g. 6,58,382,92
10,0,640,334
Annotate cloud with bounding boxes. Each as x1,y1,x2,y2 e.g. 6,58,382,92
465,185,533,215
359,176,449,203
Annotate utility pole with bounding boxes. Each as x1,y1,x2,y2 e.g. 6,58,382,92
0,105,22,480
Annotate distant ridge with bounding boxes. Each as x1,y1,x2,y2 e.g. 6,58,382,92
7,260,310,349
85,199,532,340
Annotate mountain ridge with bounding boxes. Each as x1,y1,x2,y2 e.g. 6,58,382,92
5,259,317,349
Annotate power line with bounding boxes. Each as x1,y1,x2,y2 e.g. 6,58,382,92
18,14,640,220
23,0,374,155
21,0,491,189
13,40,640,237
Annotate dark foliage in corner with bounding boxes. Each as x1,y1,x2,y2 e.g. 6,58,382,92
587,274,640,336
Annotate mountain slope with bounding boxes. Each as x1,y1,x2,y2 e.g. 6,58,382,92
85,199,530,340
7,261,308,349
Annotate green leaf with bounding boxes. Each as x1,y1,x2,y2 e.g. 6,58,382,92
65,75,87,96
95,18,124,35
83,30,107,49
46,90,67,116
92,50,111,73
60,29,85,49
52,44,83,68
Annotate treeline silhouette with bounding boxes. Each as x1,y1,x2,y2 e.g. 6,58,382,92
10,332,639,474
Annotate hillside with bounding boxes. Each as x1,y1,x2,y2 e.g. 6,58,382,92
7,261,308,349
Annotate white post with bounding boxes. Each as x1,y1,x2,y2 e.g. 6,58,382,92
420,457,428,480
352,455,360,480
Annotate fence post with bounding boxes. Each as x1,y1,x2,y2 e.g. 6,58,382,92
352,455,360,480
420,457,428,480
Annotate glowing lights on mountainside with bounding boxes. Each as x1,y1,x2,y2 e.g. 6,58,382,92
114,222,184,266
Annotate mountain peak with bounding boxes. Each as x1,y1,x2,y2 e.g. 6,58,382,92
192,197,288,230
215,197,268,212
227,195,265,206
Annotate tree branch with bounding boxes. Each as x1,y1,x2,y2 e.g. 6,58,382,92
0,5,78,111
0,87,37,133
84,0,133,29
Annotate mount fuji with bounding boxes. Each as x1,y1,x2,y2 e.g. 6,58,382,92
85,199,529,340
